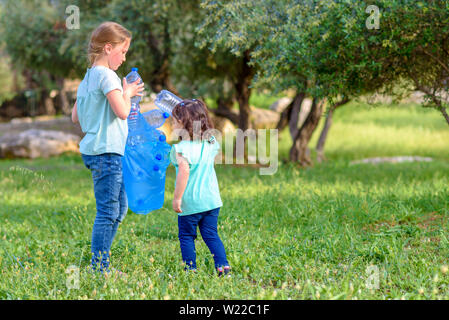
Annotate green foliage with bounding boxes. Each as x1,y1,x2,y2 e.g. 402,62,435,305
198,0,449,115
0,0,72,76
1,0,448,121
58,0,114,76
107,0,194,82
0,49,23,105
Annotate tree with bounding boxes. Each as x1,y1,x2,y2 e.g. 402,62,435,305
373,0,449,125
197,0,271,132
217,0,449,165
0,0,112,115
63,0,238,109
1,0,65,114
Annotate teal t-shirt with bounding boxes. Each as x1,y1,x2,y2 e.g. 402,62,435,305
76,66,128,156
170,136,223,216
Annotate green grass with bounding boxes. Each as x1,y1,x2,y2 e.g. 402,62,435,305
0,102,448,300
278,102,449,162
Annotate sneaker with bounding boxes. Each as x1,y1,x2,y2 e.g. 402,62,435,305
217,266,231,277
184,267,197,274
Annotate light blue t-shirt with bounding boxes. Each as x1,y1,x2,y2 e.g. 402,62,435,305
170,136,223,216
76,66,128,156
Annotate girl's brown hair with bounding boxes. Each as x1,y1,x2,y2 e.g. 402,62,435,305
172,99,215,142
88,22,132,66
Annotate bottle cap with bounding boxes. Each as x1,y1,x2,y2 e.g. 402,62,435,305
131,67,138,72
163,112,170,119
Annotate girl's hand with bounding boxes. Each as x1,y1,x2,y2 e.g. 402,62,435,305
107,79,144,120
173,198,182,213
123,78,144,99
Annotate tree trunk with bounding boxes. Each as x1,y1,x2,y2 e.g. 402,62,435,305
439,106,449,125
209,96,239,125
232,50,255,162
316,98,350,162
276,99,293,131
40,89,56,115
146,18,179,96
288,93,306,139
149,60,179,96
234,50,255,132
56,77,71,115
289,98,325,165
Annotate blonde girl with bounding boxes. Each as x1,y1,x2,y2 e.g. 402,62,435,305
71,22,144,274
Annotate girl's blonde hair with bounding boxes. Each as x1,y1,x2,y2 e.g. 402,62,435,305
88,22,132,66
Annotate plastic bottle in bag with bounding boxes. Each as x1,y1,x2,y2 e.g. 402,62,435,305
142,109,170,129
154,90,182,115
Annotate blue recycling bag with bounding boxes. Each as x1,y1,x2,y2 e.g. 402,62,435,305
123,112,171,214
122,68,179,214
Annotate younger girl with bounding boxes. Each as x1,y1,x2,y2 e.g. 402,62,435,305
71,22,144,273
170,99,231,276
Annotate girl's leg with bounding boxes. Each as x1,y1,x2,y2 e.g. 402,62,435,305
178,214,201,270
198,208,229,269
84,154,123,272
108,178,128,251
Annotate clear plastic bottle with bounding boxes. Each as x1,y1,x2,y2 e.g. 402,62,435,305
125,67,143,105
154,90,182,115
125,68,143,131
142,109,170,129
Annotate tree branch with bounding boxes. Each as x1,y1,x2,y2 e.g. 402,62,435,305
418,46,449,75
208,107,239,125
409,71,449,126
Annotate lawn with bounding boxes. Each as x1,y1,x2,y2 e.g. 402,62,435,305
0,102,448,299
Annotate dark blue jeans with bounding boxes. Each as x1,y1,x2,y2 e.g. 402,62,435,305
82,153,128,272
178,207,229,270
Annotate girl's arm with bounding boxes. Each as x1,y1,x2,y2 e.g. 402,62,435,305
107,78,144,120
71,100,79,124
173,153,190,213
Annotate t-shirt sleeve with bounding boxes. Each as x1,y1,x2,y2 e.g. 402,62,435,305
100,70,122,95
170,143,192,167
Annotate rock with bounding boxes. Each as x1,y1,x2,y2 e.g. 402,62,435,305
209,114,236,135
298,98,312,128
10,117,33,124
266,97,313,128
269,97,293,113
0,129,81,159
350,156,433,165
0,116,84,139
250,106,280,129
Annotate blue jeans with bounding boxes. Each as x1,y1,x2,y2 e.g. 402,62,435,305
82,153,128,272
178,207,229,270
